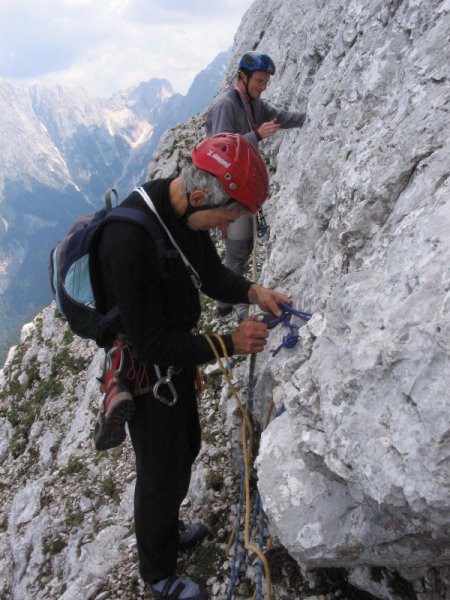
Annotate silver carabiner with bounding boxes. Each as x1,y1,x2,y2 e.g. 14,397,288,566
106,344,125,376
153,365,179,407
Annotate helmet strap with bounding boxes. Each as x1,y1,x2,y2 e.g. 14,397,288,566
238,70,255,101
181,193,216,224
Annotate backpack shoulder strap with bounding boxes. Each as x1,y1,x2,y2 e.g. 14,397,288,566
135,187,202,290
89,206,170,346
102,206,174,260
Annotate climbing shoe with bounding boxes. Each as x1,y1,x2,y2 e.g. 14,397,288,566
179,521,209,550
94,377,135,451
147,574,209,599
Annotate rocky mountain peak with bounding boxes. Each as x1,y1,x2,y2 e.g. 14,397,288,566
0,52,228,365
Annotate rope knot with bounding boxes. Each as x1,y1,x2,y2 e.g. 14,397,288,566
263,302,312,356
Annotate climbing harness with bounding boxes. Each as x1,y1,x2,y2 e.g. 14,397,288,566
102,338,182,407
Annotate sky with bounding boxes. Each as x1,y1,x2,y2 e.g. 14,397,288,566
0,0,255,98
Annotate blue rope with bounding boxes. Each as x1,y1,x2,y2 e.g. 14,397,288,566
228,351,267,599
247,353,256,412
227,487,264,599
227,304,306,597
263,302,312,356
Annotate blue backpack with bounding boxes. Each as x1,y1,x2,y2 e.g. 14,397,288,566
49,189,168,347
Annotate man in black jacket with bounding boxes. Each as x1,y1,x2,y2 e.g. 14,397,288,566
94,133,289,600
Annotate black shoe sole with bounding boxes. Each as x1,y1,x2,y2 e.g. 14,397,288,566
94,398,135,451
216,306,233,317
147,585,209,600
179,524,209,550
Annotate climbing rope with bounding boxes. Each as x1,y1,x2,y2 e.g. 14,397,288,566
204,333,272,599
206,216,312,598
205,299,312,598
263,301,312,356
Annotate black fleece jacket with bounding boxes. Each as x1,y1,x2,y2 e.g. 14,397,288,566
94,178,252,367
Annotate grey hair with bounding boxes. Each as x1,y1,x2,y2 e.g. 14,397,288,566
182,163,229,207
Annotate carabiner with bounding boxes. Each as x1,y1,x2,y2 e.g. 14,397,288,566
106,344,125,376
262,312,291,329
153,365,179,407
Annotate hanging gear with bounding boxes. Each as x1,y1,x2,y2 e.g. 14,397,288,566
256,208,269,238
191,133,269,214
94,340,135,451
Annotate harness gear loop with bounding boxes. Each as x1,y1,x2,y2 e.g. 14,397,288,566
153,365,181,407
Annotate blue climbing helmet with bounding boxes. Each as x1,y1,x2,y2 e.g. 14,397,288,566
238,51,276,75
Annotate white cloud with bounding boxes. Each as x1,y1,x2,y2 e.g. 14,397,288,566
0,0,254,97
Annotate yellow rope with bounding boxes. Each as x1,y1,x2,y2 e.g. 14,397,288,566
203,333,272,599
205,219,274,597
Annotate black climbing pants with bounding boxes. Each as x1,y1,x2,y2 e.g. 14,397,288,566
127,367,201,584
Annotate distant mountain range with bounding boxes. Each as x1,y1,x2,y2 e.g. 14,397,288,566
0,51,229,363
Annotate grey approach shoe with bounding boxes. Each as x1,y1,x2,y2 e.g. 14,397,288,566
179,521,209,550
147,574,209,599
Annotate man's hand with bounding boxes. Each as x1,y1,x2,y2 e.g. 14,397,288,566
257,118,280,140
248,284,291,316
231,318,269,355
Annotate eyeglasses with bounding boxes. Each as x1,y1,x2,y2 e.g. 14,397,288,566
222,198,238,209
194,195,248,215
222,198,250,215
252,77,271,87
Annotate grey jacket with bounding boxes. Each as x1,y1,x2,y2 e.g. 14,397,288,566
204,87,306,146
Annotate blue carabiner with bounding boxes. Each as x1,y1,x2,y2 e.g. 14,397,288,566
278,301,312,321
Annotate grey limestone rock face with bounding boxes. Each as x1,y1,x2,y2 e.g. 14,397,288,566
244,0,450,577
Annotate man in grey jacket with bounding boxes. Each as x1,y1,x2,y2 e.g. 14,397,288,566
205,51,306,320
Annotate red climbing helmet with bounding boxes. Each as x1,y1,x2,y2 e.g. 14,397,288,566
191,133,269,213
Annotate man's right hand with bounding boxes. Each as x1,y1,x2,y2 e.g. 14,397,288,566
257,119,280,140
231,317,269,355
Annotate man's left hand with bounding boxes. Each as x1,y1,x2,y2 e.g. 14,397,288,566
248,284,291,316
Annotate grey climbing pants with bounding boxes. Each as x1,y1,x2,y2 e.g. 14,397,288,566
217,213,255,319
